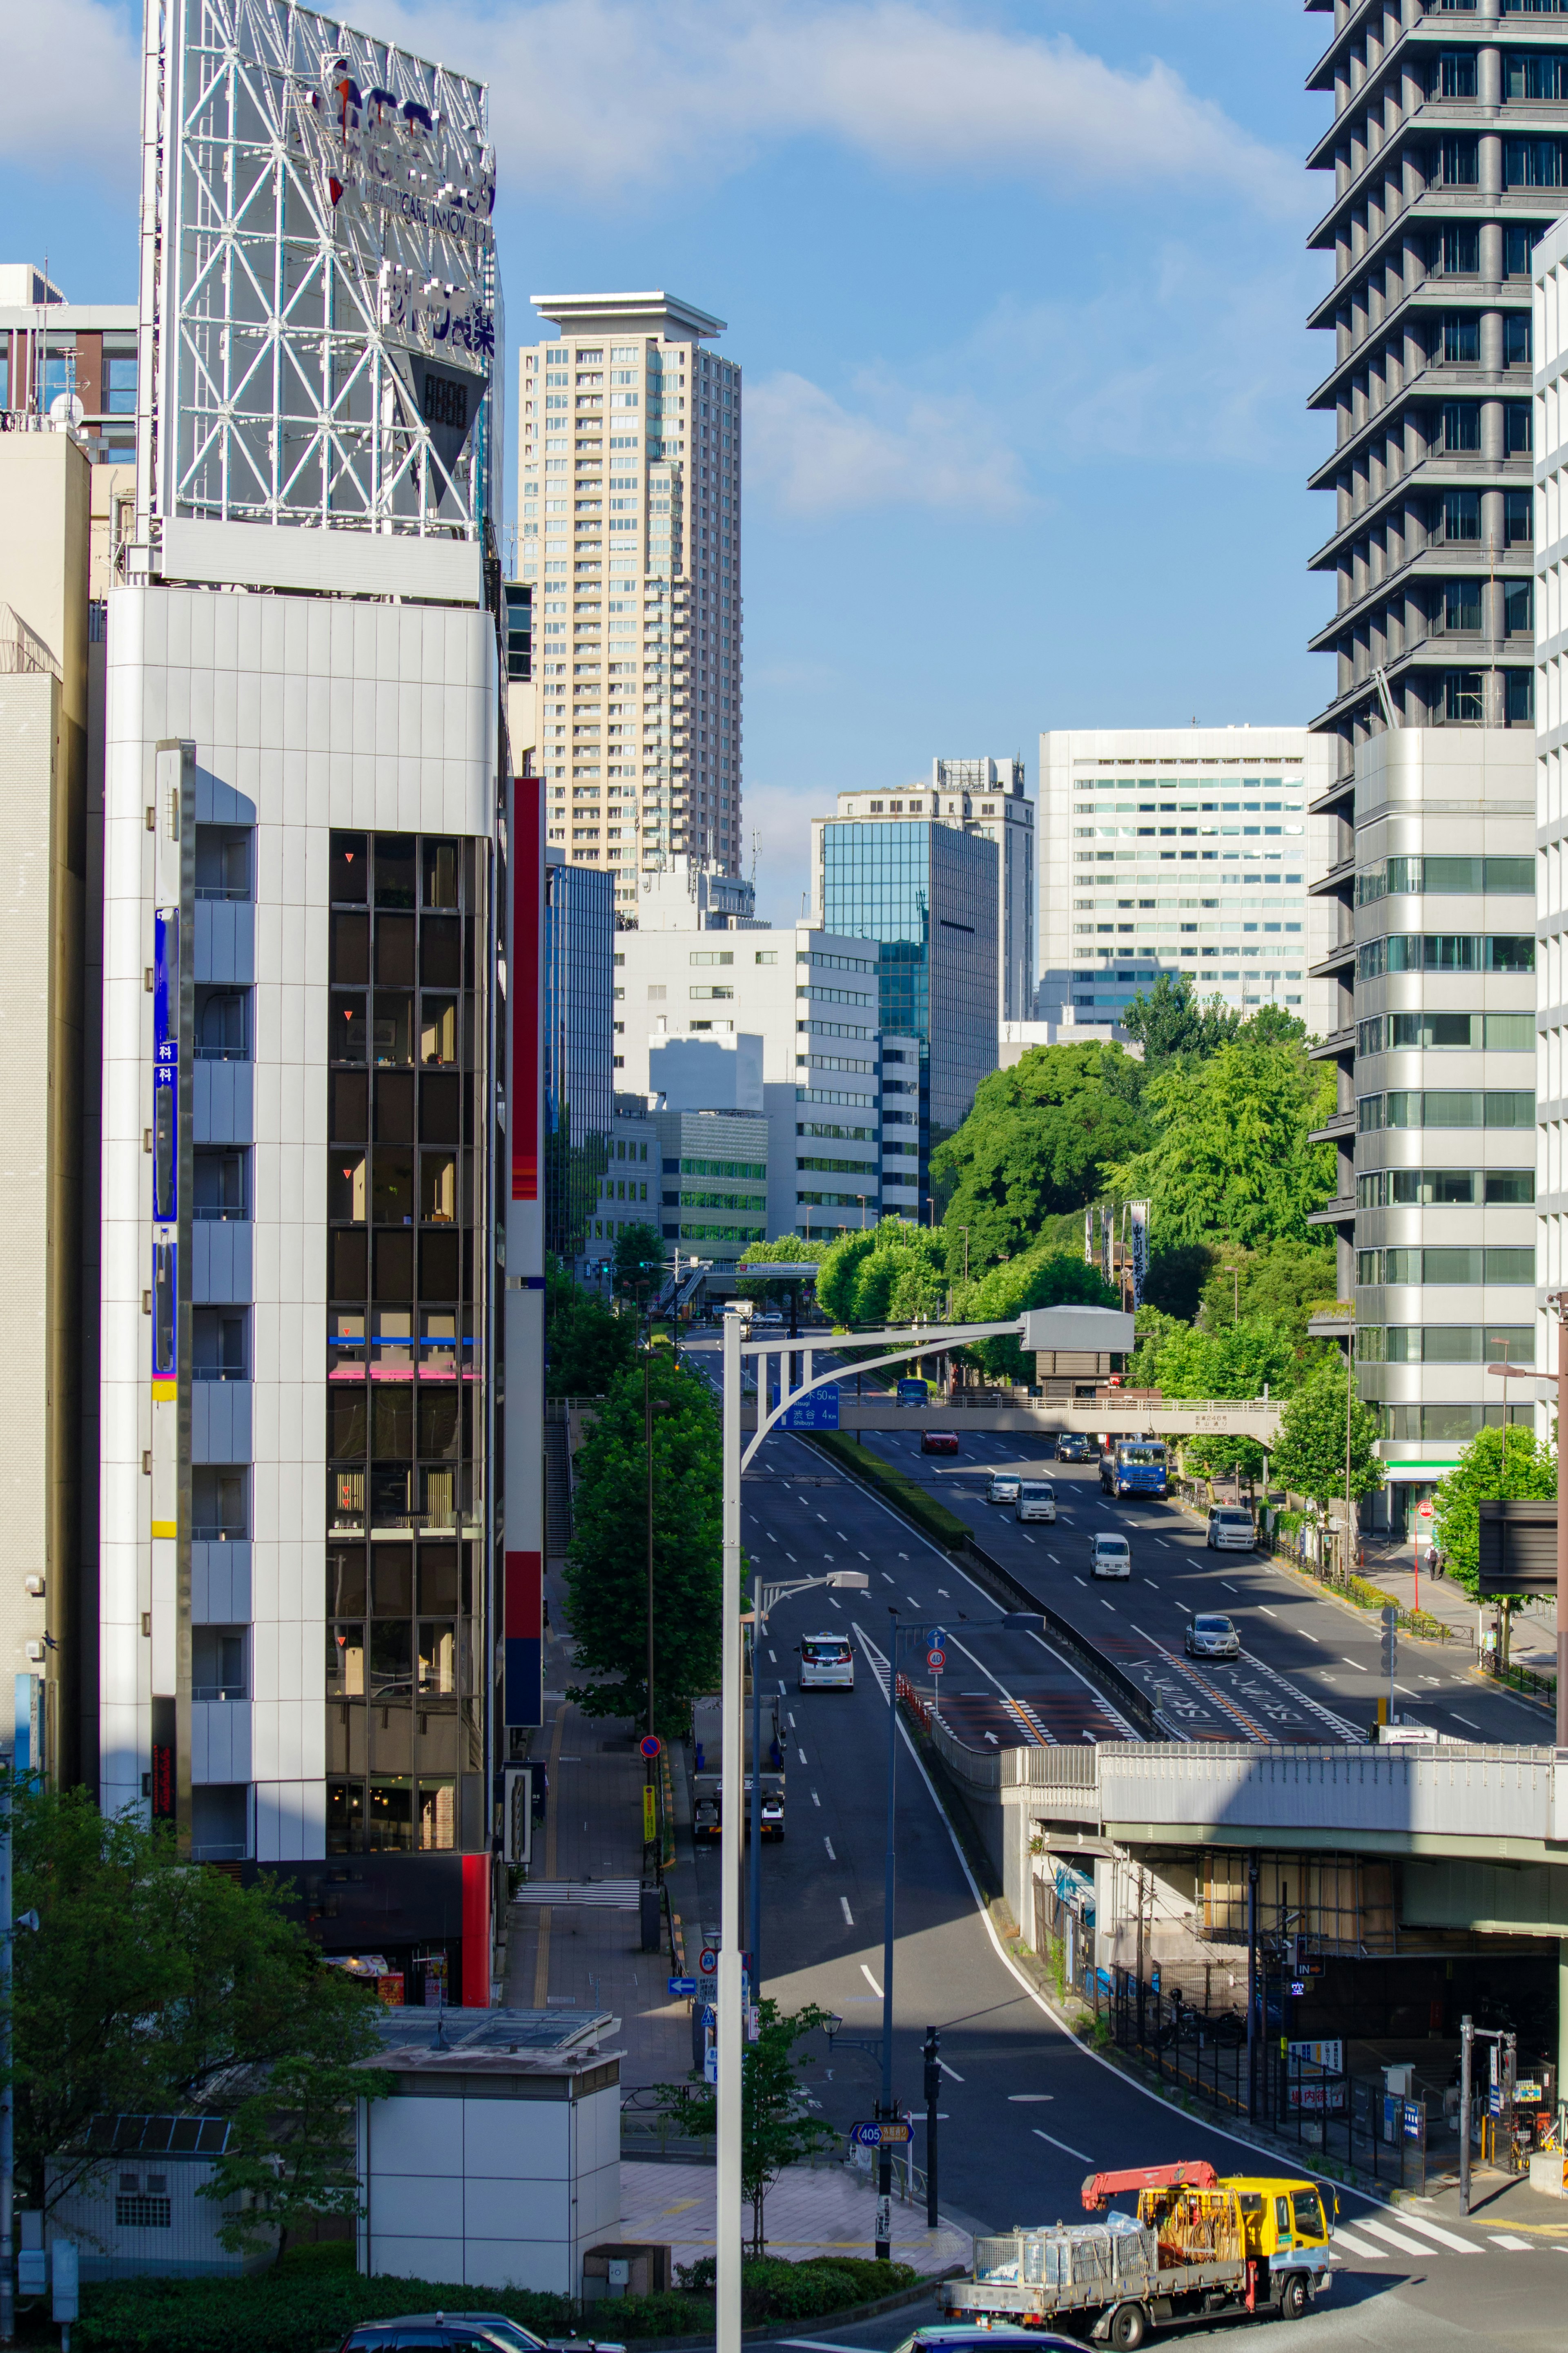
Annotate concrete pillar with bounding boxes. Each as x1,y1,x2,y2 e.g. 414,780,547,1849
1479,130,1503,202
1480,307,1504,375
1481,397,1505,465
1480,220,1504,289
1559,1940,1568,2103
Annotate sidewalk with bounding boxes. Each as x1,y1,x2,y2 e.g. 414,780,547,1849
619,2157,972,2274
1357,1539,1558,1680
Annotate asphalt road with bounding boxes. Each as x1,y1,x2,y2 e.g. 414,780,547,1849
676,1334,1566,2351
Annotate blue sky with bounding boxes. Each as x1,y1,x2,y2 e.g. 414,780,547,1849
7,0,1336,928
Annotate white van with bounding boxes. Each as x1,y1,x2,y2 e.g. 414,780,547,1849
1090,1532,1131,1580
799,1633,854,1690
1207,1507,1256,1552
1015,1480,1058,1524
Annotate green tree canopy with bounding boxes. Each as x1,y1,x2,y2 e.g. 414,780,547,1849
545,1260,637,1398
1198,1235,1341,1359
734,1233,829,1305
1107,1038,1337,1250
1131,1313,1298,1403
1269,1356,1384,1513
930,1044,1149,1275
1431,1425,1557,1602
563,1357,722,1726
612,1221,667,1306
656,2000,836,2254
816,1219,947,1327
1120,974,1241,1062
12,1779,385,2221
957,1245,1118,1383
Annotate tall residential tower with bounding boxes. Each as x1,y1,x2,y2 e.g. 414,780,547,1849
520,294,742,914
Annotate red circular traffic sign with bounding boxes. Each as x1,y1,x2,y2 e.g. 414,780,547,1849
927,1648,947,1673
1417,1505,1434,1521
640,1733,664,1759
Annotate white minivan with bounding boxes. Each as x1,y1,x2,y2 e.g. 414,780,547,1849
1207,1507,1256,1552
1015,1480,1058,1524
799,1633,854,1690
1090,1532,1131,1580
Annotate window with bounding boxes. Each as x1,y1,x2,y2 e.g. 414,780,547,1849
194,1149,247,1220
1433,223,1480,274
116,2194,172,2229
1438,489,1481,541
194,824,250,899
1507,667,1535,723
192,1465,247,1541
1435,48,1479,96
1506,221,1548,276
1505,488,1535,544
1506,313,1533,366
1505,579,1534,634
1508,51,1568,98
1439,578,1481,632
192,1307,247,1381
1381,1088,1536,1127
1358,1247,1532,1285
1439,136,1480,185
1440,398,1481,451
1443,667,1484,723
1356,1169,1535,1207
196,987,248,1059
1441,311,1479,365
1507,399,1533,453
1505,136,1566,185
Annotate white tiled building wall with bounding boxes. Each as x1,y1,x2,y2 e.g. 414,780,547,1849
1535,220,1568,1419
101,588,495,1851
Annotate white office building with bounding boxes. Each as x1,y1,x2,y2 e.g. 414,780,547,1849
101,0,506,1992
1037,728,1340,1036
1534,221,1568,1441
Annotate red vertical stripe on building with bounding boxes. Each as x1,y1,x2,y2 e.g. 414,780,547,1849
512,774,543,1201
504,1550,543,1639
461,1853,491,2007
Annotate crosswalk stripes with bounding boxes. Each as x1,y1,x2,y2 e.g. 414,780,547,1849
1331,2212,1561,2260
1393,2211,1484,2253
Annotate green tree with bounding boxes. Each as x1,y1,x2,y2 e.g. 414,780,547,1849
816,1219,946,1328
1183,1432,1268,1484
1142,1241,1218,1321
1107,1039,1336,1250
545,1260,637,1398
930,1044,1149,1274
1120,973,1240,1062
734,1234,828,1307
958,1245,1118,1383
1269,1356,1384,1515
563,1358,722,1724
10,1779,385,2222
1197,1235,1340,1361
200,2021,386,2255
656,2000,836,2254
1431,1425,1557,1604
613,1221,667,1308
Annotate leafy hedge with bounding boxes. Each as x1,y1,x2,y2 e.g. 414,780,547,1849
809,1431,971,1548
74,2246,920,2353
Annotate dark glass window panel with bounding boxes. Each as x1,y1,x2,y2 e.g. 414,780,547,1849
329,1309,367,1380
418,1389,461,1461
374,1232,413,1300
369,1621,412,1698
421,1153,457,1224
327,1622,365,1695
331,833,368,904
372,993,414,1064
423,840,460,909
329,1466,365,1531
1486,1170,1535,1203
332,1229,368,1301
373,1148,415,1225
417,1622,457,1694
420,1464,462,1529
1429,1170,1476,1204
326,1780,365,1854
421,1230,460,1301
370,1463,412,1526
372,1385,415,1456
420,995,458,1066
328,1389,368,1460
194,1149,247,1218
420,1072,461,1145
368,1778,414,1851
196,987,248,1058
192,1466,247,1538
420,916,461,987
195,826,250,898
376,914,416,987
418,1545,462,1615
375,1070,416,1142
329,1153,367,1222
374,835,417,909
372,1307,415,1376
372,1547,413,1615
327,1546,368,1615
330,912,370,984
192,1307,247,1378
330,1071,369,1144
331,991,368,1064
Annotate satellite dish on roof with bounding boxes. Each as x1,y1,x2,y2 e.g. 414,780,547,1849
48,392,84,429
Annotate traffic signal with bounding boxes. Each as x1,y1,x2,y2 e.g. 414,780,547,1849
1379,1605,1397,1675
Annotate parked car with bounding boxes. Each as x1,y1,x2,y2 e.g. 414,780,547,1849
1185,1612,1242,1659
1207,1507,1256,1552
986,1471,1022,1504
338,2319,627,2353
1016,1480,1058,1524
1054,1433,1089,1463
921,1429,960,1455
1090,1532,1131,1579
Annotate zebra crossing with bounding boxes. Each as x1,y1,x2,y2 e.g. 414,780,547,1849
1332,2207,1564,2261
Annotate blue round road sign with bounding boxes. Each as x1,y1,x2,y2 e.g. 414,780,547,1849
640,1734,663,1759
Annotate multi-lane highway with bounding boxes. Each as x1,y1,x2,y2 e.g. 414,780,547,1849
677,1332,1564,2351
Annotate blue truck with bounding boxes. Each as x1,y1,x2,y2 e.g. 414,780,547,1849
1100,1439,1169,1498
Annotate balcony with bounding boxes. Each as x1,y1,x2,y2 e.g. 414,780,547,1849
1308,1107,1356,1146
1307,1195,1356,1228
1310,855,1354,899
1308,1024,1355,1063
1310,939,1356,979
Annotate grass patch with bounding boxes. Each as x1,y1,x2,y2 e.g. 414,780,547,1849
810,1431,971,1549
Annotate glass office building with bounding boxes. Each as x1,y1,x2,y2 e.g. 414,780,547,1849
544,855,615,1267
813,816,998,1199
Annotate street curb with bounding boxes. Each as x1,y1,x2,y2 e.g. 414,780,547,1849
597,2265,964,2351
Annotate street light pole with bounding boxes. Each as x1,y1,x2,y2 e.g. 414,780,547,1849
717,1311,744,2349
878,1609,901,2262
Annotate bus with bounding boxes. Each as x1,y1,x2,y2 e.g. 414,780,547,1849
1100,1438,1169,1498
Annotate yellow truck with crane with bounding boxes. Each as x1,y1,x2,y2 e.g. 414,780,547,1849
938,2160,1337,2347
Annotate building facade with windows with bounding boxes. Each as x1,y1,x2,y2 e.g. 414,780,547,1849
101,0,506,1989
811,810,998,1202
1532,218,1568,1446
1036,727,1339,1036
543,852,615,1270
0,268,138,463
927,758,1036,1022
520,293,742,913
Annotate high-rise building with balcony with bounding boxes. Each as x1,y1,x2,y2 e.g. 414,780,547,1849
1305,0,1545,1535
519,294,742,914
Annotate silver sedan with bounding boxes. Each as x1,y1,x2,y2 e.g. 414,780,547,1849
1185,1612,1242,1660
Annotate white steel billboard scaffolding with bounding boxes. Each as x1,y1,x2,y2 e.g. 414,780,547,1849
137,0,500,555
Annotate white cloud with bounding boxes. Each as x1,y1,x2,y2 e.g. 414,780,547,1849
746,368,1029,517
0,0,140,177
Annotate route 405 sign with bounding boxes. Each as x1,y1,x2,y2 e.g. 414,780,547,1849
851,2119,911,2148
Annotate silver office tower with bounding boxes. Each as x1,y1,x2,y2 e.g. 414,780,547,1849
1305,0,1544,1532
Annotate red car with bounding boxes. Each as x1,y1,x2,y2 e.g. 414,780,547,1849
920,1429,960,1455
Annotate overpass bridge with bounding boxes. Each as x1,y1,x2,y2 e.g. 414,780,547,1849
741,1397,1285,1441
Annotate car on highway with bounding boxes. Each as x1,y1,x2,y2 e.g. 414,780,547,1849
921,1429,960,1455
986,1471,1022,1504
1207,1506,1256,1552
1090,1531,1131,1579
798,1633,854,1690
1054,1432,1089,1462
338,2318,627,2353
1016,1479,1058,1524
1185,1611,1242,1659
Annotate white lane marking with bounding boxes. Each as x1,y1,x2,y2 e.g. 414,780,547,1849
836,1530,849,1540
882,1573,895,1584
937,2058,964,2081
1221,1581,1238,1592
1155,1539,1172,1549
780,2339,874,2351
767,1531,778,1543
1302,1631,1320,1642
798,1747,808,1764
812,1791,821,1807
1033,2127,1093,2163
1341,1656,1368,1672
1489,2234,1533,2251
1144,1579,1159,1589
1390,2212,1482,2253
828,1597,842,1610
1047,1552,1062,1564
938,1588,950,1596
1259,1606,1277,1617
1021,1534,1035,1545
786,1552,797,1563
1453,1712,1481,1729
840,1897,854,1927
1008,2093,1053,2102
860,1963,882,1996
768,1649,777,1662
1329,2229,1384,2259
1358,2216,1435,2256
1100,1598,1116,1611
822,1836,836,1860
859,1552,871,1561
1074,1575,1087,1588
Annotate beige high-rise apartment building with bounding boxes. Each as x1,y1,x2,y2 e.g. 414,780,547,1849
519,292,743,913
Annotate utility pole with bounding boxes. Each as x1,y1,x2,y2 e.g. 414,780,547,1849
1459,2015,1473,2215
922,2025,941,2229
